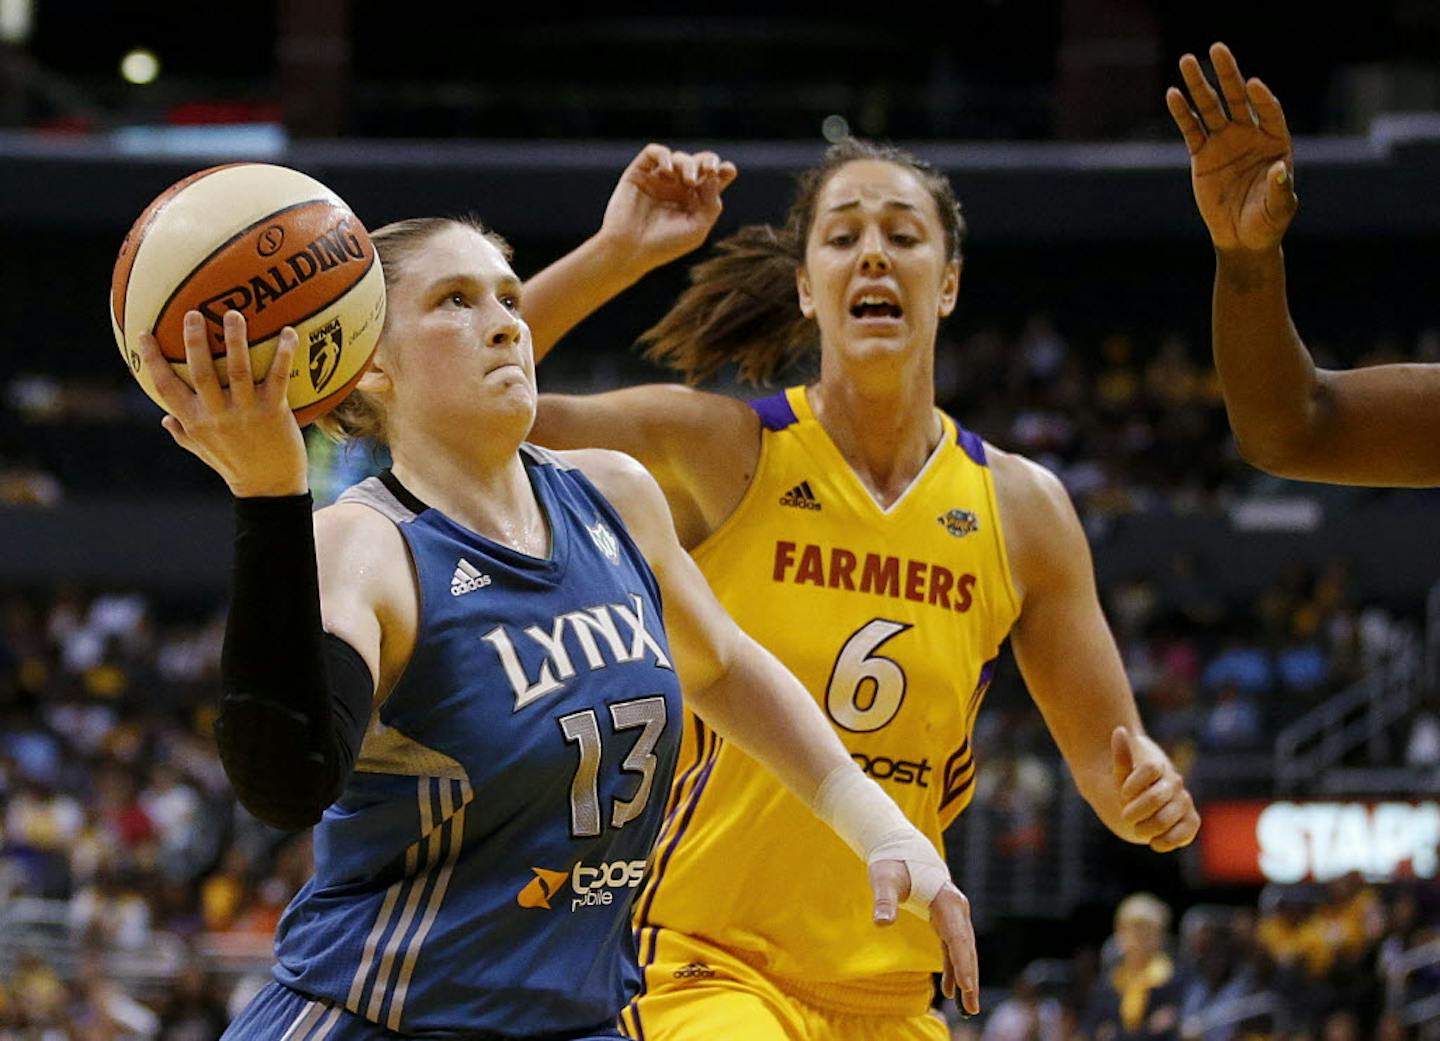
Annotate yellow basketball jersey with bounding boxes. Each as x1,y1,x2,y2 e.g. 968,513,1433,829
633,386,1021,1016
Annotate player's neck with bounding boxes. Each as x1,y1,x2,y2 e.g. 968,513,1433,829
389,439,550,557
806,373,942,508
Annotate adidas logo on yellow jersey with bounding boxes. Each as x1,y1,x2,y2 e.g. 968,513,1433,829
779,480,821,510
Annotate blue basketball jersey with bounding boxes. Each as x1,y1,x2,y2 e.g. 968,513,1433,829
271,445,683,1037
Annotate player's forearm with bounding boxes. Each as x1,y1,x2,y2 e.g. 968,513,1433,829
218,495,373,830
522,233,649,363
1212,247,1324,471
690,632,952,916
687,631,852,802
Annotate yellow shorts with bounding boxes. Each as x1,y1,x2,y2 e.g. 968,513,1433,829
620,929,949,1041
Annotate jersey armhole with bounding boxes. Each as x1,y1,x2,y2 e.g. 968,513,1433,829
330,490,427,712
688,416,773,566
979,447,1023,624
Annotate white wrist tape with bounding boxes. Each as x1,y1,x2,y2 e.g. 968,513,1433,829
812,764,952,920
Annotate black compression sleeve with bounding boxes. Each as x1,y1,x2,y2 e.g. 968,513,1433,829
216,494,374,830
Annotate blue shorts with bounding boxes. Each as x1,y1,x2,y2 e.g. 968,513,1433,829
222,982,626,1041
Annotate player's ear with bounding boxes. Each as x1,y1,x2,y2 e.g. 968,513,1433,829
358,344,394,397
938,260,960,318
797,266,816,319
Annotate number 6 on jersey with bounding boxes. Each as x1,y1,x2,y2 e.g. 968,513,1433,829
825,619,912,733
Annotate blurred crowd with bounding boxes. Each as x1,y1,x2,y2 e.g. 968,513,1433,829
0,564,1431,1037
1,318,1437,1037
5,318,1440,507
938,319,1440,519
956,878,1440,1041
0,588,304,1039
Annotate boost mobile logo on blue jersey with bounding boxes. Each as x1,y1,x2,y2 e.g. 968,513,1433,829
516,860,646,913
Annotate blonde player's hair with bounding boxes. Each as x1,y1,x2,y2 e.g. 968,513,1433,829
313,216,512,445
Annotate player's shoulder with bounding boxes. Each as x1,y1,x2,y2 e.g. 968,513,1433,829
558,382,757,434
315,496,402,537
985,445,1088,591
551,447,665,511
986,444,1074,522
550,447,676,558
314,499,410,575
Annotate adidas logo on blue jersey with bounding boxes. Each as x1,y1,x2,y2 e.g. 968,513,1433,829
779,480,821,510
451,558,492,596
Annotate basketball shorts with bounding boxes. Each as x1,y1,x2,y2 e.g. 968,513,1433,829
618,929,949,1041
222,981,626,1041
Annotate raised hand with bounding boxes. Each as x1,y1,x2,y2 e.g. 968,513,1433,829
137,309,309,498
596,143,739,275
1168,42,1298,252
1111,726,1200,853
869,859,980,1015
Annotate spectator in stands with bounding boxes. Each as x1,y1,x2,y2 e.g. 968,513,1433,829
1255,884,1340,1028
156,960,229,1041
69,864,151,949
1082,893,1184,1041
200,846,251,933
1405,695,1440,779
70,947,159,1039
139,762,203,881
1177,916,1250,1041
1199,683,1264,753
1200,630,1272,695
1372,1012,1409,1041
981,974,1043,1041
3,777,82,897
1320,1009,1360,1041
984,962,1069,1041
5,953,69,1033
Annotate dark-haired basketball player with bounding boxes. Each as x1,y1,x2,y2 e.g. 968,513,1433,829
137,205,975,1040
1170,42,1440,486
525,143,1200,1040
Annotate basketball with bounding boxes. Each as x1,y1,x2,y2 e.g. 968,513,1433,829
110,163,386,425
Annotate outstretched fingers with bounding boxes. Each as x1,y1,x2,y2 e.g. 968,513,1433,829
1246,77,1293,149
1209,42,1253,127
1167,87,1207,155
1178,52,1228,133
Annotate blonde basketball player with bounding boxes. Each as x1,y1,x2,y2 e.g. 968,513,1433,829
521,143,1201,1041
137,214,977,1040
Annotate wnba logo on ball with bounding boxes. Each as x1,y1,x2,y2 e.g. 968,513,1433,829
308,319,343,393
